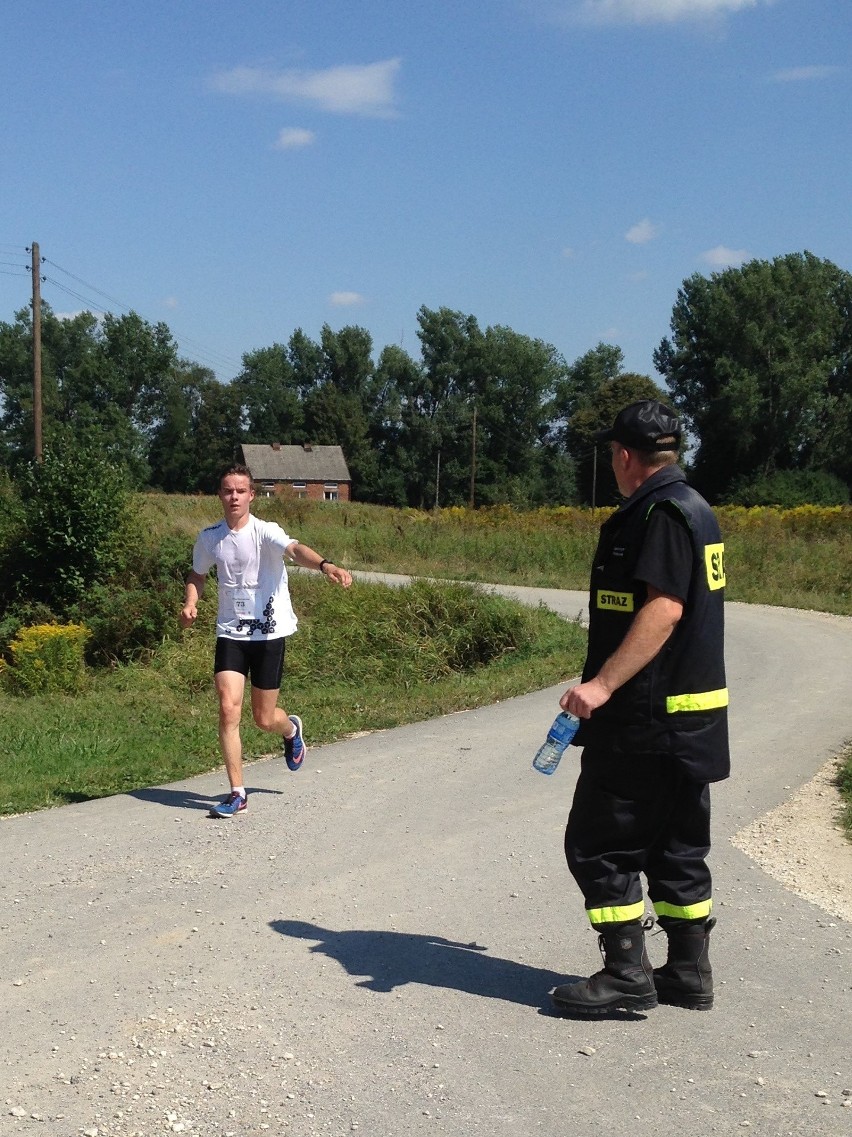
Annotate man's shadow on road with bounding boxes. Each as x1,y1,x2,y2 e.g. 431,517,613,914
270,918,577,1011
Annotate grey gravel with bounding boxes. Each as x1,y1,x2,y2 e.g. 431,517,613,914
732,753,852,923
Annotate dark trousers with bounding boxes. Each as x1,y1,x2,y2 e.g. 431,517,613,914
565,746,712,926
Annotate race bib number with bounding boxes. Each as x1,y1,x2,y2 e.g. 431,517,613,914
232,588,257,615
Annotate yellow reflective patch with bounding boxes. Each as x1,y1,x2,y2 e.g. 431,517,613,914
653,899,713,920
705,542,726,590
596,590,635,612
666,688,729,713
586,900,646,926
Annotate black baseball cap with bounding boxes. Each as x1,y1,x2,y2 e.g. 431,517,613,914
595,400,682,452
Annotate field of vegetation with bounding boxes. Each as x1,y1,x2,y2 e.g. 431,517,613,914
143,495,852,616
1,493,850,832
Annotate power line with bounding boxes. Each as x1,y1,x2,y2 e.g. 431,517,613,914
42,257,143,314
37,256,243,376
41,275,108,312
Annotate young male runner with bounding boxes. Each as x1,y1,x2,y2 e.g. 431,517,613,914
180,464,352,817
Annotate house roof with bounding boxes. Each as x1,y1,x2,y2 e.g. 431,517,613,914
241,444,352,483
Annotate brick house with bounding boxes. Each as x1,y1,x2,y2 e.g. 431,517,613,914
240,443,352,502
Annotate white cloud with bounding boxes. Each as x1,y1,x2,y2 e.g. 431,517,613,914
212,59,401,117
625,218,661,244
329,291,366,307
771,65,841,83
274,127,316,150
564,0,772,24
701,244,748,268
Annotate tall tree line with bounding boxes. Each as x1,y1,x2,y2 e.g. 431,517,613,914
0,303,577,506
1,250,850,505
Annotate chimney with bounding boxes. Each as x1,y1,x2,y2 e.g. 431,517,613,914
271,442,281,451
303,443,313,452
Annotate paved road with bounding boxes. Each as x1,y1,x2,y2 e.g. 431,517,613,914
2,580,851,1137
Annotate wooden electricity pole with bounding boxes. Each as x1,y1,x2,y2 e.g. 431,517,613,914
31,241,43,462
469,402,477,509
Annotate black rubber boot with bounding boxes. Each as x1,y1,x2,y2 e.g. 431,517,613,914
653,916,716,1010
551,918,658,1015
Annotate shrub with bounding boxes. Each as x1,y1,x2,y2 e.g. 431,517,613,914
9,446,132,613
71,531,193,663
4,623,91,695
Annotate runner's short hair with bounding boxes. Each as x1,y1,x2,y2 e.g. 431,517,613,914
219,463,254,486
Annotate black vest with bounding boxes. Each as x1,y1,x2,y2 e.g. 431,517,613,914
576,465,730,783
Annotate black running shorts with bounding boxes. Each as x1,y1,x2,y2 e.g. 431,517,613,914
214,637,286,690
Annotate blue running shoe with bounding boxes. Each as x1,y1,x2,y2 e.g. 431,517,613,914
209,791,247,818
283,714,306,771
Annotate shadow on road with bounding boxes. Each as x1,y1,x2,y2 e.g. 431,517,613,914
127,786,283,811
271,918,574,1009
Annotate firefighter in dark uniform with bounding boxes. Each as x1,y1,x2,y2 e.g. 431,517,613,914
552,400,729,1016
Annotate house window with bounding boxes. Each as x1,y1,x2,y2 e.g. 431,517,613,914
324,482,339,502
260,482,275,498
292,481,306,489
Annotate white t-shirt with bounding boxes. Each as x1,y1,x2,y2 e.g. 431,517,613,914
192,515,298,640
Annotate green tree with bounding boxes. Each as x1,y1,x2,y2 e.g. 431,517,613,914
554,342,625,425
655,251,852,501
234,344,303,443
474,325,571,506
146,372,193,492
149,364,244,492
319,323,374,397
0,306,104,466
287,328,325,398
0,304,180,485
558,345,668,505
397,307,573,508
147,363,221,492
184,372,244,492
408,306,487,507
363,344,419,505
302,326,378,496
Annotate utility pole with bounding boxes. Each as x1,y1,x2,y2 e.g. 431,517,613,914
591,444,597,509
469,402,477,509
31,241,43,462
434,449,441,510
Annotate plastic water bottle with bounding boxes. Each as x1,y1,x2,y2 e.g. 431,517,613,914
532,711,580,775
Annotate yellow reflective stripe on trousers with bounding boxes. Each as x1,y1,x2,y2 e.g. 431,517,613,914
586,900,646,926
653,899,713,920
666,688,729,713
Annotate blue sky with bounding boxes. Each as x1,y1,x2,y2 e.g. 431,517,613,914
2,0,849,384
